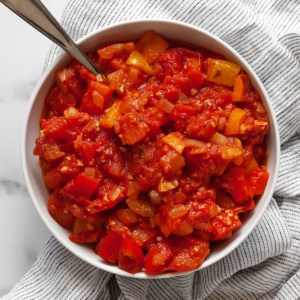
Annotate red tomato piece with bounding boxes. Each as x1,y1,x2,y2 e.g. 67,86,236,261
118,112,150,145
97,230,122,263
44,168,65,189
163,57,202,95
69,229,103,244
166,236,210,272
186,111,220,140
118,236,144,274
48,193,75,229
222,166,253,203
249,168,269,195
41,117,69,139
211,210,242,240
63,173,99,199
86,196,124,214
144,241,173,275
46,86,77,116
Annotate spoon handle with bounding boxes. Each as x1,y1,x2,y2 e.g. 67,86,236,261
0,0,102,75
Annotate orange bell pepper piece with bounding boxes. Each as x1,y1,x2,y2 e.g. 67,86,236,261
99,101,121,129
244,155,259,174
136,30,169,64
232,74,245,102
224,108,247,135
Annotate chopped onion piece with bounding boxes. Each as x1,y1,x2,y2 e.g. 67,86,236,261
183,138,206,148
221,146,242,160
155,99,174,113
64,107,79,119
84,119,98,133
108,187,121,201
44,144,65,160
149,190,161,205
158,178,178,192
74,133,83,149
218,117,227,130
167,204,188,220
210,132,228,145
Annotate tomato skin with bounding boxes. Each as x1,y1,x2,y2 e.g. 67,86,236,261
46,87,77,116
144,242,173,275
63,198,102,223
118,236,144,274
222,166,253,203
41,117,69,139
48,193,75,229
118,112,150,145
86,197,124,214
211,210,242,240
44,168,65,189
166,236,210,272
97,230,144,274
116,208,138,225
249,168,269,195
69,230,103,244
186,111,220,140
97,230,122,263
62,173,99,199
80,81,113,115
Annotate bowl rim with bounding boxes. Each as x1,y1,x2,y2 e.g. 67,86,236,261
21,19,280,279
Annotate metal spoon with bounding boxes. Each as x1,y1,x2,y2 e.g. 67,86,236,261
0,0,103,76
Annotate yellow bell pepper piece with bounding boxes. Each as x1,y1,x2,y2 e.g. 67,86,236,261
207,58,241,86
162,132,185,154
126,51,153,75
99,101,121,129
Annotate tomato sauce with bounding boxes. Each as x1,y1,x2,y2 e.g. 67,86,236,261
34,30,269,274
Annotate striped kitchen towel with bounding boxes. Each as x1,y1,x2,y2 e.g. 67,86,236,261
3,0,300,299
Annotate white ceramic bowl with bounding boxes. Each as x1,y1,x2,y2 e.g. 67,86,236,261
22,20,280,278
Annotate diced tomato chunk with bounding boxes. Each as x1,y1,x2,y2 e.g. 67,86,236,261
249,168,269,195
63,173,99,199
211,210,242,240
222,166,253,202
144,242,173,275
48,193,75,229
46,87,77,116
69,230,103,244
118,112,150,145
118,236,144,274
97,230,122,263
166,237,210,272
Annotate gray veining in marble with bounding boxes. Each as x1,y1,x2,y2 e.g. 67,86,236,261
0,179,27,194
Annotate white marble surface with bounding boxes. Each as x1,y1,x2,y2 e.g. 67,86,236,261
0,1,68,296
